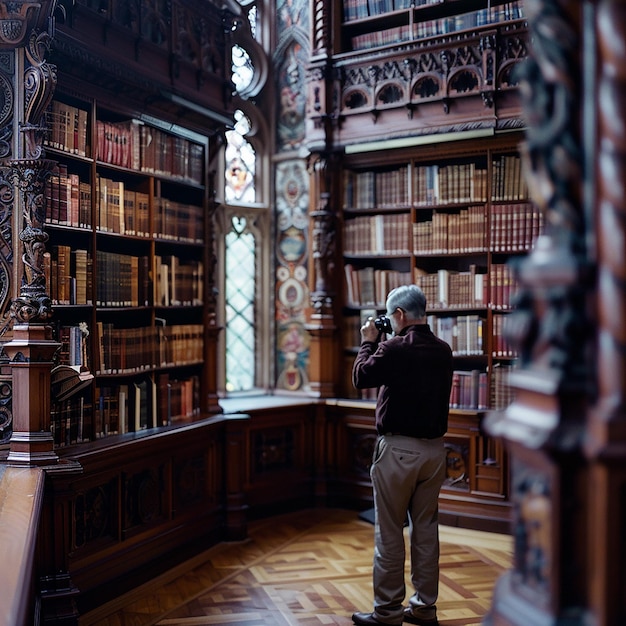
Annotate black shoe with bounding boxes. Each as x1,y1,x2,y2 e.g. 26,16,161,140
403,608,439,625
352,611,401,626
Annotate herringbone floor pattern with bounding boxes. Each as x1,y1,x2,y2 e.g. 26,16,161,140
81,509,512,626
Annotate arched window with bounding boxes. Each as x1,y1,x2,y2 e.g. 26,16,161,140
220,0,270,395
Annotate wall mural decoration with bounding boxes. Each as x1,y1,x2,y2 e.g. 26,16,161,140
275,159,310,390
274,0,311,391
275,0,309,144
277,41,307,150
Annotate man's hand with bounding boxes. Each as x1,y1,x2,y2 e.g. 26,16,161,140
360,317,380,343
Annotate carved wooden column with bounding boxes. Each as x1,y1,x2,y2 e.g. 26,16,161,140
484,0,593,624
304,0,341,399
585,2,626,624
0,1,61,466
204,169,223,414
305,152,338,397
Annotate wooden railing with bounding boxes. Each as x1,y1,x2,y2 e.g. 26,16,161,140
0,466,45,626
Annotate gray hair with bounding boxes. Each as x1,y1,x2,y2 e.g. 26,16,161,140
386,284,427,320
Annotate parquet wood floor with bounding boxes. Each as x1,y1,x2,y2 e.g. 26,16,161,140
80,509,512,626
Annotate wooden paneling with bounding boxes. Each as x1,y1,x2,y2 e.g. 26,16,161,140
42,415,248,616
38,399,510,618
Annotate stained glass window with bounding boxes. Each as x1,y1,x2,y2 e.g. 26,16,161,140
225,110,255,204
222,0,267,393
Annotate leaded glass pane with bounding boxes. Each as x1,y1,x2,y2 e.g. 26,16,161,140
225,217,256,391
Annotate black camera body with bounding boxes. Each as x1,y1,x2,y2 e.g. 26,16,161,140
374,315,392,334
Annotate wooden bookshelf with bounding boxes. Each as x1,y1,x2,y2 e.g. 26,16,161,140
338,136,535,507
340,0,525,53
44,93,211,441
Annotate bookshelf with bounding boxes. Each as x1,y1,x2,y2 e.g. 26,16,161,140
44,93,210,446
341,0,525,53
338,135,539,502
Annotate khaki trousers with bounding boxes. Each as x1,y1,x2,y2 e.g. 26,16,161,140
369,434,446,624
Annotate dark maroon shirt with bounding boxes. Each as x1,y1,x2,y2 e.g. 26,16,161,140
352,323,453,438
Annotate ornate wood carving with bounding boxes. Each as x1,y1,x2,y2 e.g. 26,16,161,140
305,152,337,397
306,21,528,149
585,1,626,624
485,1,594,623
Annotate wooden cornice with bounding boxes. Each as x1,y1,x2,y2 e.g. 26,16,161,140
306,20,528,151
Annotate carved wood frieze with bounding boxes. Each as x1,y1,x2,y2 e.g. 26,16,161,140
308,153,336,315
502,0,588,393
306,21,528,143
0,0,57,48
6,158,56,325
0,6,57,329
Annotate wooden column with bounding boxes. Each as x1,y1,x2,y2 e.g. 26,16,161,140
484,0,593,624
305,152,338,398
203,177,223,415
584,2,626,625
0,2,61,466
224,413,249,540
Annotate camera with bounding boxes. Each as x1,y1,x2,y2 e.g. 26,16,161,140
374,315,392,334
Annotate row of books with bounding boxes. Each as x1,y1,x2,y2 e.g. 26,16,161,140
45,167,205,242
95,379,157,436
344,263,517,311
344,266,414,308
154,255,204,307
96,119,205,184
490,202,543,253
95,322,204,375
492,314,517,357
46,246,92,306
349,3,524,50
93,374,201,438
53,322,90,368
490,263,518,310
350,365,512,411
428,314,484,356
96,251,151,308
414,163,489,206
154,197,204,243
344,213,412,255
343,155,528,209
45,100,89,157
95,175,150,236
491,154,529,202
343,0,440,21
413,206,487,254
343,167,410,210
46,165,92,228
450,369,488,410
51,370,203,445
491,362,515,410
351,25,412,50
45,102,205,184
51,394,93,446
157,372,201,426
96,176,205,241
46,249,204,309
415,266,487,310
